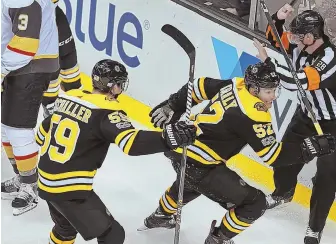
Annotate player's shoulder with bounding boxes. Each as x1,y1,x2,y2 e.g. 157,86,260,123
63,89,125,112
232,77,272,123
203,77,232,85
3,0,35,8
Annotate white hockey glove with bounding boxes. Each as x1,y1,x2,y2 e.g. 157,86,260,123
150,100,183,129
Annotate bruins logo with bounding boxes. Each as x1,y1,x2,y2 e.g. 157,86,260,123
254,102,268,112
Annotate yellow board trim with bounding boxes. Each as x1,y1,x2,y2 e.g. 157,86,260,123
80,72,336,222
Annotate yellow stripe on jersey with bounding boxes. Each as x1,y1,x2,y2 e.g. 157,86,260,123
15,152,39,172
2,142,14,158
198,77,208,100
229,209,251,227
115,129,136,145
35,134,43,146
39,124,48,137
175,139,223,165
222,217,242,234
50,231,75,244
36,124,47,146
38,167,96,194
38,180,93,194
8,35,39,55
194,140,222,161
192,77,208,102
257,142,282,165
60,75,81,83
60,66,79,76
192,91,202,103
160,198,176,214
221,209,251,235
266,143,282,165
123,130,139,154
48,79,61,88
33,54,59,60
175,148,222,165
43,91,59,97
38,168,97,180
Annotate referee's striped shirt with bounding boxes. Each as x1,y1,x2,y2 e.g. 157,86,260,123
266,15,336,120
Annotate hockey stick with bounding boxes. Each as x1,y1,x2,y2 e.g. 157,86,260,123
161,24,196,244
259,0,323,135
289,0,300,6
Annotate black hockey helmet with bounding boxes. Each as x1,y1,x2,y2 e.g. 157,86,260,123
91,59,129,93
289,10,324,39
244,62,280,90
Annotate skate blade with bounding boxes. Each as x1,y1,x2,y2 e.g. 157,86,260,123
12,200,38,216
1,192,18,200
137,225,175,232
137,225,150,231
268,202,291,211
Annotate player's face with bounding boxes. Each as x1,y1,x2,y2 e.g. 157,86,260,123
112,83,123,96
258,88,278,109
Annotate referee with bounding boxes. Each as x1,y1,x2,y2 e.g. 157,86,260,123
254,3,336,244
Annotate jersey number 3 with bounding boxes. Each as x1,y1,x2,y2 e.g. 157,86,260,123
41,114,80,164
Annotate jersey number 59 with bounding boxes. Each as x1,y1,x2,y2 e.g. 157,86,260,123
41,114,80,164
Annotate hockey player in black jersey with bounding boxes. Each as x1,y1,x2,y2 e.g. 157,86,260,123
140,62,336,244
42,2,82,117
35,59,196,244
254,4,336,243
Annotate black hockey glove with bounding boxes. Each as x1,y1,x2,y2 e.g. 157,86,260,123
149,100,183,129
162,121,197,150
301,134,336,163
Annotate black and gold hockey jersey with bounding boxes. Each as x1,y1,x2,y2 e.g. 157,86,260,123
167,77,303,167
36,89,171,201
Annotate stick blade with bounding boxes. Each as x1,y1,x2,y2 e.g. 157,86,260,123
161,24,195,56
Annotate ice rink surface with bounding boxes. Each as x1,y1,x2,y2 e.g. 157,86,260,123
2,142,336,244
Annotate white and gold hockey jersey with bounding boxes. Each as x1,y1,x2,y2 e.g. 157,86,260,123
1,0,59,77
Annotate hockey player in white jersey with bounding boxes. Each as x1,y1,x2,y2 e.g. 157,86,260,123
1,0,59,216
41,1,83,118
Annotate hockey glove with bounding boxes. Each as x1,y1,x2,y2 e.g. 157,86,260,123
150,100,183,129
162,121,196,150
301,134,336,163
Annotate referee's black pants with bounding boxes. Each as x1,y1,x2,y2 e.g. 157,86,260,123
272,107,336,232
